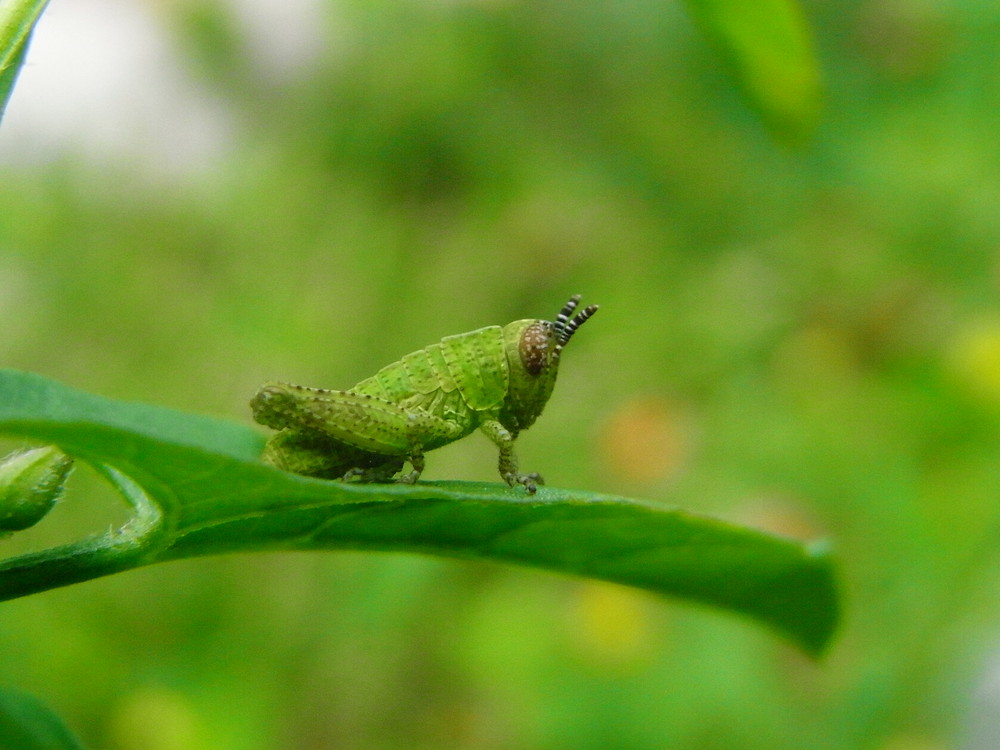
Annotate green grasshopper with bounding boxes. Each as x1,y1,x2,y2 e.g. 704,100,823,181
250,295,598,493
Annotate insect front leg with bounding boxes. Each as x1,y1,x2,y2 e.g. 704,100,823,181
479,419,543,494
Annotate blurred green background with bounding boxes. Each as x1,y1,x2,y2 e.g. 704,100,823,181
3,0,1000,748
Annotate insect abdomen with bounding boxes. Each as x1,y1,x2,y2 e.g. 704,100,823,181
352,326,508,414
352,342,453,400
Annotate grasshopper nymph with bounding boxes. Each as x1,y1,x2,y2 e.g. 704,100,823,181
251,295,598,493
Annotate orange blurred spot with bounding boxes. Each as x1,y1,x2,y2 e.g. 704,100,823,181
597,396,692,484
734,494,825,541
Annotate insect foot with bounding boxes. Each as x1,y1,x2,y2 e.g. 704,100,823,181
252,295,598,489
514,472,544,495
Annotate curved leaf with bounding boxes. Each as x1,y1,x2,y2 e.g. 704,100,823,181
0,369,839,655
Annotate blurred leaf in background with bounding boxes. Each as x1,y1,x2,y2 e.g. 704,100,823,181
0,686,85,750
682,0,822,142
0,0,49,121
1,0,999,749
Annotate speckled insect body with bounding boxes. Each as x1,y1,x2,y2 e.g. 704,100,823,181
251,296,598,493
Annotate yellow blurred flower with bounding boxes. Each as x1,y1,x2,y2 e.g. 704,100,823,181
108,685,203,750
947,320,1000,406
568,581,657,670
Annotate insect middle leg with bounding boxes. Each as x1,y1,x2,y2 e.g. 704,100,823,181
342,455,405,483
341,450,423,485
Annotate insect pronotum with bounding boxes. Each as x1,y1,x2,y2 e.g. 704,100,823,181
250,295,599,493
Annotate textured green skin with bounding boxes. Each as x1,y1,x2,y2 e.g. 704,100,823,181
251,316,570,493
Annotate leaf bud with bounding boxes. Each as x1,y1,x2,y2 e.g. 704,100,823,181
0,447,74,532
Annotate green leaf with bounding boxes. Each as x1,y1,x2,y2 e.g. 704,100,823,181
0,687,87,750
0,369,839,655
683,0,822,142
0,0,49,122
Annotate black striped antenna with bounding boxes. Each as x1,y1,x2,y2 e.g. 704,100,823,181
553,295,599,350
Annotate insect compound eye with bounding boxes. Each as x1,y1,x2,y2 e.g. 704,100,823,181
519,321,553,376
